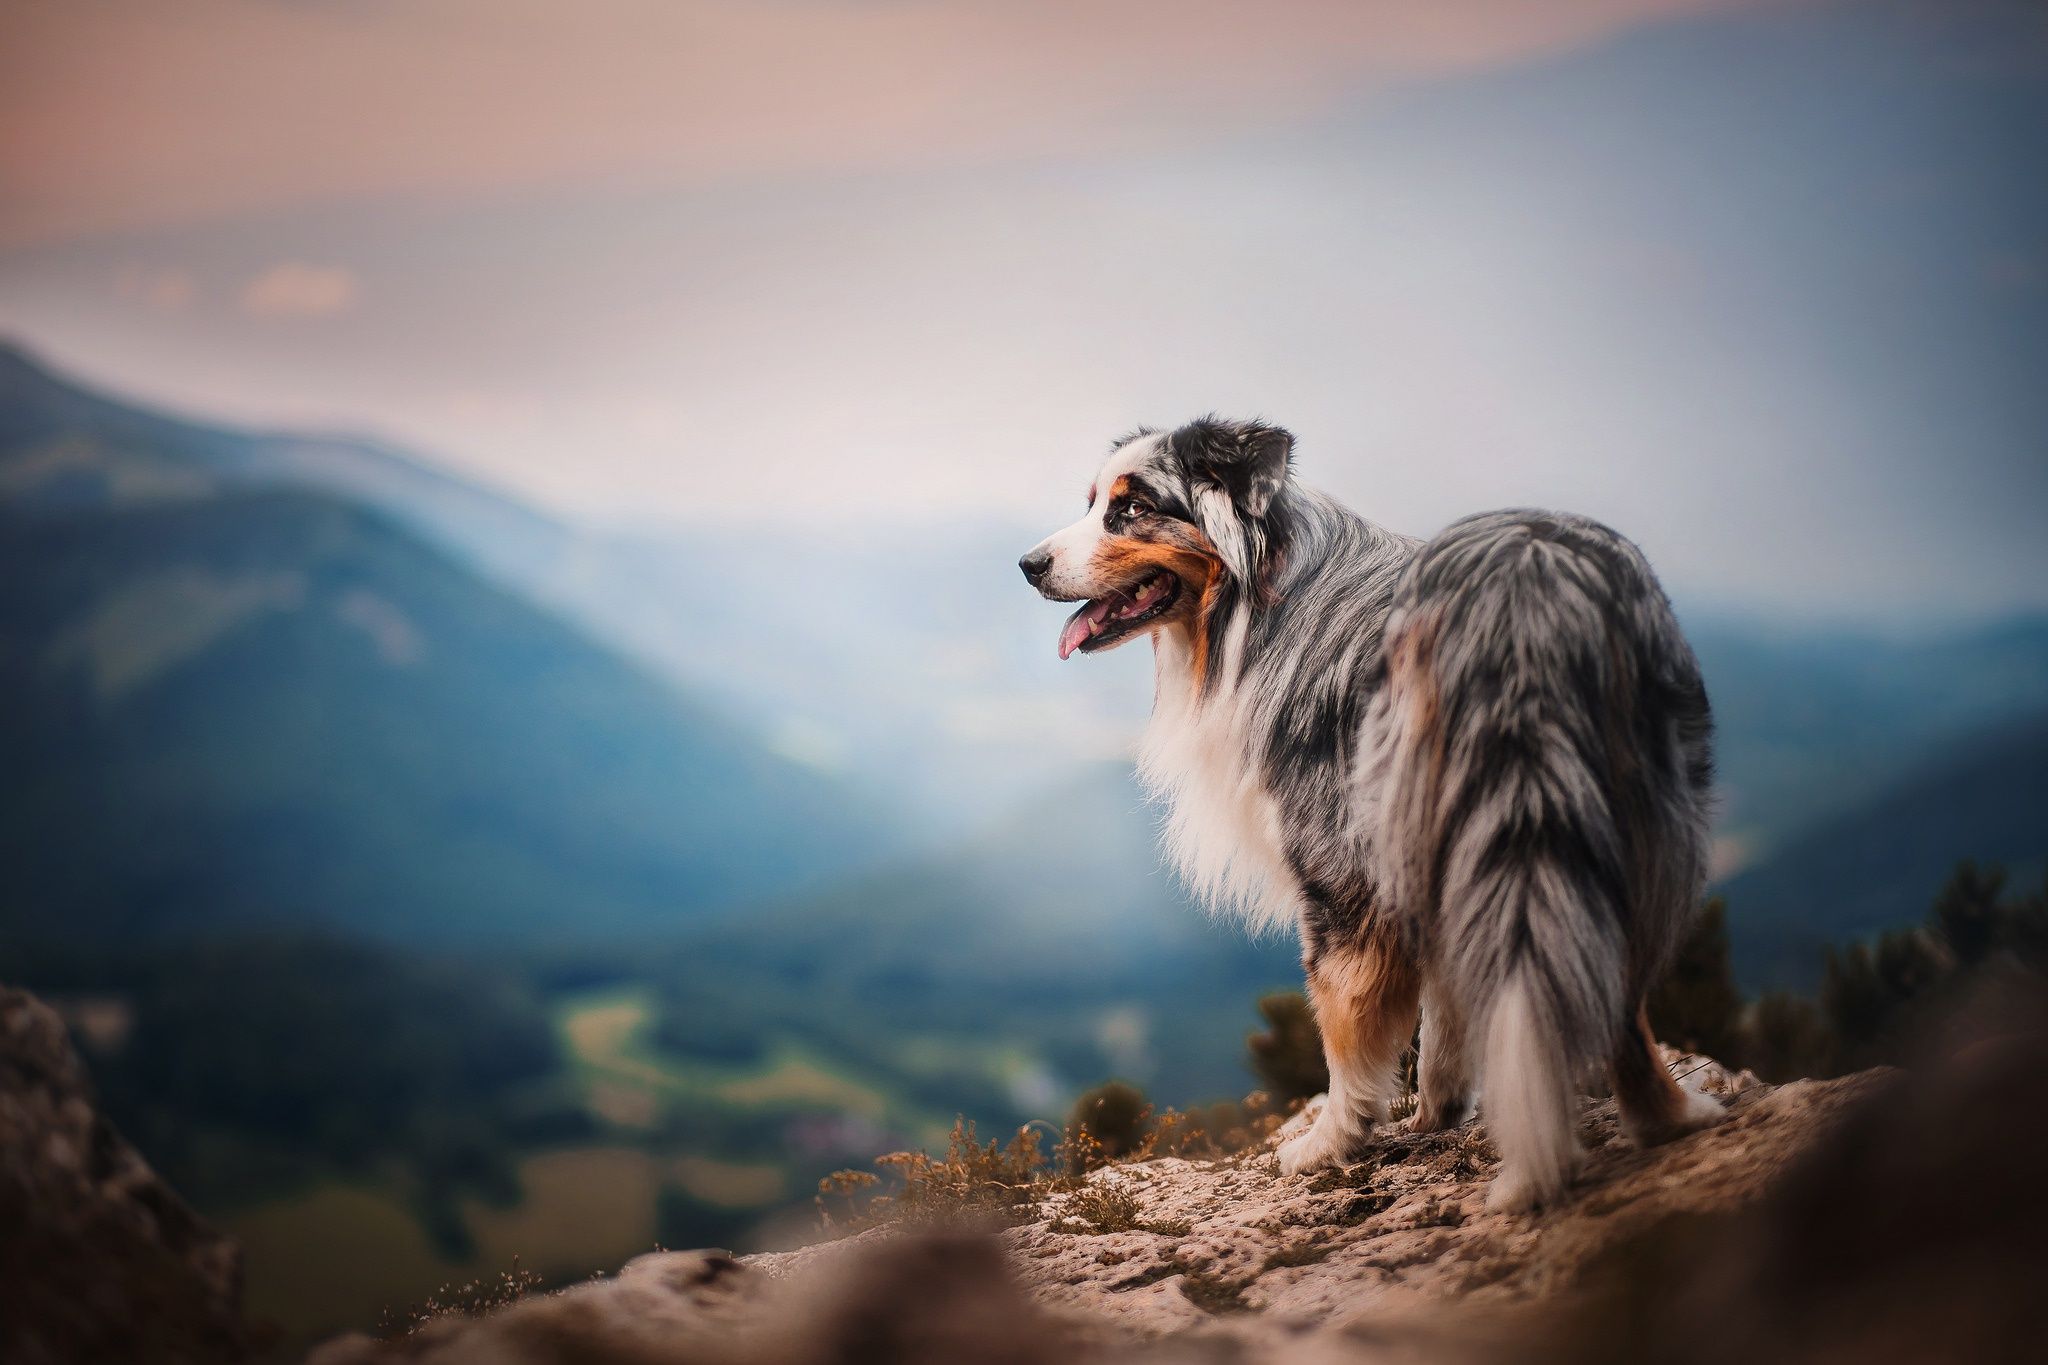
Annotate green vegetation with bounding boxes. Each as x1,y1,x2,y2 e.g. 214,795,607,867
1246,991,1329,1104
1068,1081,1151,1164
5,932,569,1249
1654,860,2048,1080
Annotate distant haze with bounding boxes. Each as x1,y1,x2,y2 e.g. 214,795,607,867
2,0,2045,619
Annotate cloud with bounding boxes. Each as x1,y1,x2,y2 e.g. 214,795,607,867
0,0,1777,249
237,262,357,318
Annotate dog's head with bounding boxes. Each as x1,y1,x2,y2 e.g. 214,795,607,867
1020,416,1293,659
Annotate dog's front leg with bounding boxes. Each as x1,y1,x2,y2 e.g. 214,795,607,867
1277,920,1420,1175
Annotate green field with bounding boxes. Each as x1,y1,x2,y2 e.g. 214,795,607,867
555,986,974,1146
232,1144,669,1341
228,985,1025,1346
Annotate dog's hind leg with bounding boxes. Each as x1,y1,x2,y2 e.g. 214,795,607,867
1410,974,1473,1132
1610,1003,1724,1147
1277,920,1421,1175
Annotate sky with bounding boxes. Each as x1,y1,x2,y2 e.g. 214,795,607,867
3,0,2045,620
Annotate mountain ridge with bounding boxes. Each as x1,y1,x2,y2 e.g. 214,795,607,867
0,470,888,948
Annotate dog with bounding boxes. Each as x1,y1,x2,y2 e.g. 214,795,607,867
1020,416,1724,1210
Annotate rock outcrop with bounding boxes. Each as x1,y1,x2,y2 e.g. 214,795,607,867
311,1043,2048,1365
0,986,250,1365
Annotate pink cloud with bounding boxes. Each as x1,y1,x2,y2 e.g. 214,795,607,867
237,263,358,319
0,0,1784,249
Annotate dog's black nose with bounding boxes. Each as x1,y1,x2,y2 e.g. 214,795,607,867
1019,550,1053,586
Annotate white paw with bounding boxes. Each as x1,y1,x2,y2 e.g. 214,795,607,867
1405,1095,1472,1134
1623,1088,1726,1148
1484,1155,1580,1214
1484,1170,1545,1214
1671,1086,1727,1134
1275,1116,1364,1176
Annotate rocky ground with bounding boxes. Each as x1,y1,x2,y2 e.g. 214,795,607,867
0,986,249,1365
306,1051,1932,1365
992,1055,1844,1344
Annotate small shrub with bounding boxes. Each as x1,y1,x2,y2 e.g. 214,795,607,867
1740,991,1832,1083
1822,929,1951,1072
1049,1184,1143,1234
1069,1081,1151,1168
1247,993,1328,1103
815,1168,881,1229
1933,862,2007,968
819,1119,1055,1230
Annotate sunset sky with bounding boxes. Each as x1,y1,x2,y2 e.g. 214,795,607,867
3,0,2044,617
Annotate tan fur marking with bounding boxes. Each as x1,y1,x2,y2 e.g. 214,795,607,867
1395,615,1444,794
1380,610,1446,913
1089,528,1222,687
1609,1002,1691,1132
1089,537,1212,585
1307,922,1421,1074
1190,571,1221,694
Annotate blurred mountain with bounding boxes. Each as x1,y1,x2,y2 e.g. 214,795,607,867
1688,614,2048,860
6,338,2045,971
0,431,887,947
0,339,573,579
1719,711,2048,990
0,341,1138,841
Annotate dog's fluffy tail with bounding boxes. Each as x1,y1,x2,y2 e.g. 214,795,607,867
1363,510,1711,1210
1481,974,1582,1210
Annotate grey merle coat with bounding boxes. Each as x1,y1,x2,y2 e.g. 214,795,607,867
1021,416,1723,1210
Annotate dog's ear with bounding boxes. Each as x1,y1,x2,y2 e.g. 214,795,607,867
1169,417,1294,585
1173,417,1293,520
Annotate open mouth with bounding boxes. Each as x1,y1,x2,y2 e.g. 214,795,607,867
1057,569,1182,659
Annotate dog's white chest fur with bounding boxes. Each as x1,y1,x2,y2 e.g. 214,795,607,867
1137,627,1302,937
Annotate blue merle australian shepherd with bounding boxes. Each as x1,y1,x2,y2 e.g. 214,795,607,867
1020,417,1724,1211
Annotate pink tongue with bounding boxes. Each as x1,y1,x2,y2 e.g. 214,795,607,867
1058,613,1093,661
1058,599,1113,660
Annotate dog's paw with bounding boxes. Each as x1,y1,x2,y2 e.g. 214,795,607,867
1483,1170,1547,1215
1404,1096,1472,1134
1483,1155,1580,1215
1624,1088,1726,1149
1674,1086,1728,1130
1275,1117,1365,1175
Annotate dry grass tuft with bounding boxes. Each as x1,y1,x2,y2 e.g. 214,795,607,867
818,1119,1056,1231
1048,1184,1144,1234
819,1093,1292,1235
377,1257,546,1338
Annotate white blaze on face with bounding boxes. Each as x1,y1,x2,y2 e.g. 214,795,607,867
1027,433,1164,600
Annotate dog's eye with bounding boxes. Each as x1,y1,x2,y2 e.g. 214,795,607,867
1124,502,1153,521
